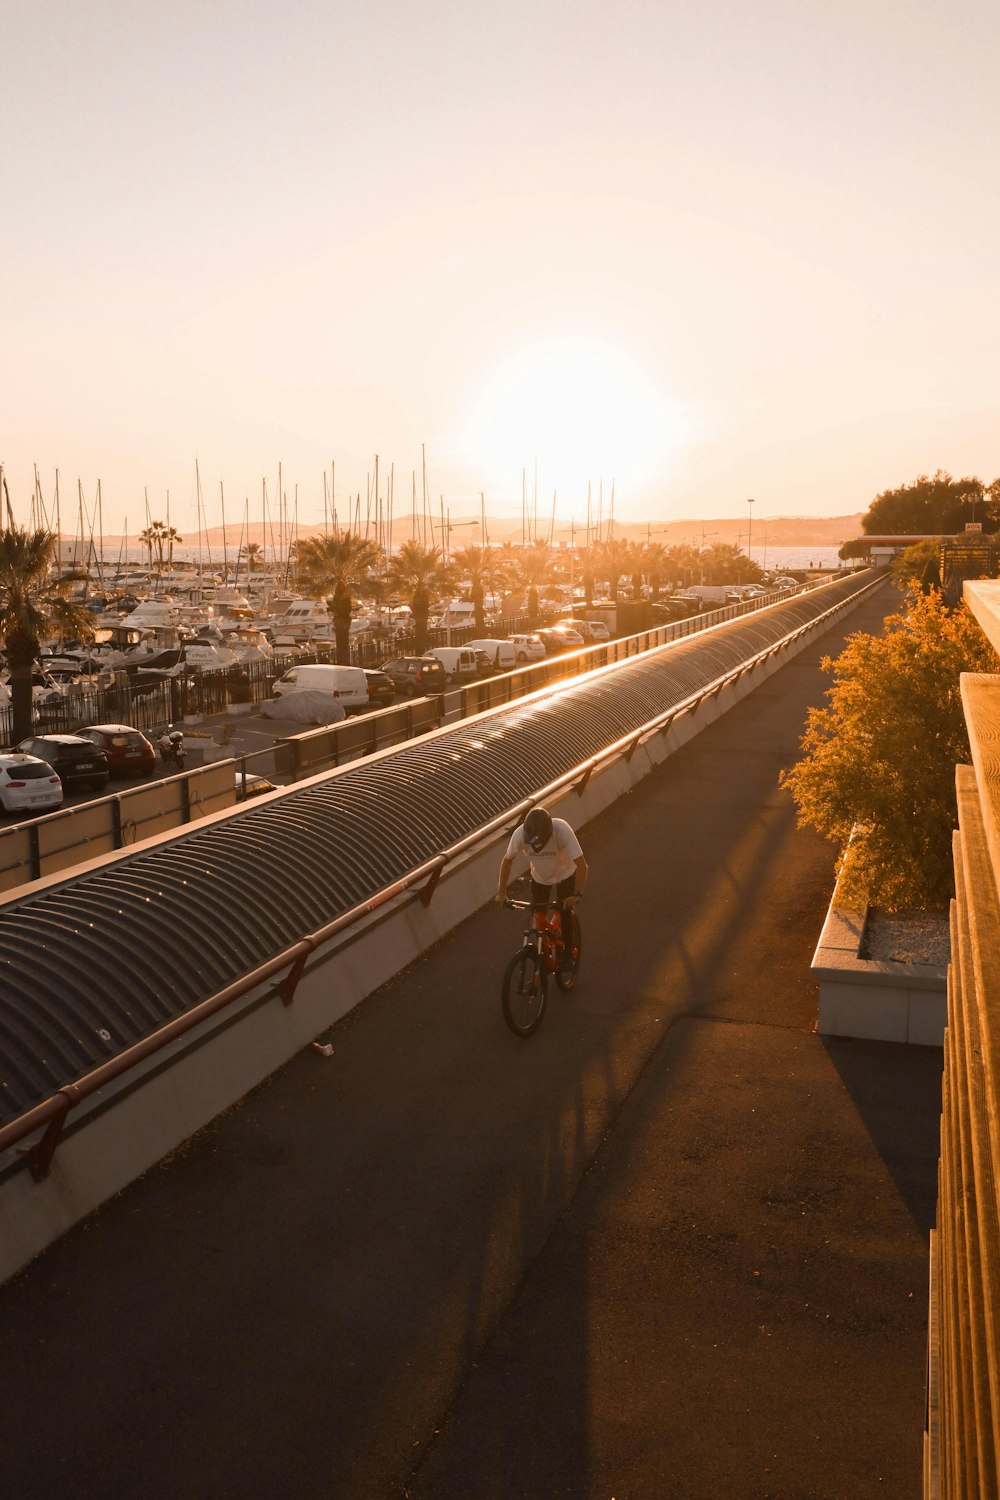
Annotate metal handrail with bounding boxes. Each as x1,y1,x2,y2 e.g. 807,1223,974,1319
0,571,884,1177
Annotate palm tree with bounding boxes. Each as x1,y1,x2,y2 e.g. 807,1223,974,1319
139,520,182,573
386,541,453,654
626,540,646,600
296,531,383,664
452,544,495,635
592,537,632,603
579,544,599,605
644,542,668,601
701,543,764,586
663,544,700,589
517,541,555,626
0,526,97,742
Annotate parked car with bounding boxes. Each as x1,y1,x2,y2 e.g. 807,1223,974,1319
653,596,703,621
363,668,397,707
468,638,518,673
555,618,610,643
380,656,448,698
235,771,277,800
507,633,547,663
536,630,574,656
577,618,612,642
0,753,63,815
76,724,157,777
16,734,110,792
545,624,586,649
260,692,346,725
424,646,480,685
271,663,370,713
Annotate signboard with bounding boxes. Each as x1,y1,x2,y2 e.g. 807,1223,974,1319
966,522,983,532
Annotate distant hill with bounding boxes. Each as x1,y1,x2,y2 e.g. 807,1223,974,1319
93,512,863,558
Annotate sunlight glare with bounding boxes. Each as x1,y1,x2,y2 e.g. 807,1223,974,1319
464,339,679,497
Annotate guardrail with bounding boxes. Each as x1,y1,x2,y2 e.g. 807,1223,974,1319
0,570,885,1182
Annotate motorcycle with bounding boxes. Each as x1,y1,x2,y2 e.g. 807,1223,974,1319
158,728,186,770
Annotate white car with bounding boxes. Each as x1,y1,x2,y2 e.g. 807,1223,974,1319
556,617,611,643
508,633,547,663
0,753,63,815
547,624,586,648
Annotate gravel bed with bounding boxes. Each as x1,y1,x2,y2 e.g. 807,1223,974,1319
862,908,951,966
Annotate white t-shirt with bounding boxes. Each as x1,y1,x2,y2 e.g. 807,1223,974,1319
505,816,582,885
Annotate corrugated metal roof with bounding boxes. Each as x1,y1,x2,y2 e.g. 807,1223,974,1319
0,575,872,1125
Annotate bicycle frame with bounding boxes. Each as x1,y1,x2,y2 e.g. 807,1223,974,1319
507,899,569,972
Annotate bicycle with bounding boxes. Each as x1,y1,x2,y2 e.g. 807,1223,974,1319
501,896,583,1037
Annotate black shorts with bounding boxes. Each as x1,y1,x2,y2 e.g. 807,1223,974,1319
531,875,576,905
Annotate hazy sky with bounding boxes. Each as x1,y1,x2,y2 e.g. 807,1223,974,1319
2,0,997,537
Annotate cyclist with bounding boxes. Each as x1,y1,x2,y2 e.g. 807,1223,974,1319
495,808,588,936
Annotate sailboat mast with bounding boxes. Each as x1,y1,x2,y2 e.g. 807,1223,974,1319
220,481,228,580
95,479,105,587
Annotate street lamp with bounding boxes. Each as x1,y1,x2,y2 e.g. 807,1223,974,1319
747,498,755,574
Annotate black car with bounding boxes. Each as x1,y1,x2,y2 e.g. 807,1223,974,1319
364,668,397,707
652,597,702,622
535,630,573,657
16,734,111,791
380,656,448,697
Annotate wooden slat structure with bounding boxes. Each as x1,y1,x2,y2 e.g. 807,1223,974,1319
927,585,1000,1497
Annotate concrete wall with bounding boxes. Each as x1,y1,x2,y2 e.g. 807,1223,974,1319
812,896,947,1046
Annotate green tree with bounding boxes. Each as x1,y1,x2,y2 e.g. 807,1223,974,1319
626,540,646,600
517,541,555,625
386,541,453,653
592,537,632,602
296,531,382,664
663,543,700,589
139,520,182,572
643,542,668,600
0,526,97,742
700,543,764,586
780,588,999,909
862,470,999,536
892,540,941,592
452,544,495,635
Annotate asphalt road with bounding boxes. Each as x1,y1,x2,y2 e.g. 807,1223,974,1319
0,582,942,1500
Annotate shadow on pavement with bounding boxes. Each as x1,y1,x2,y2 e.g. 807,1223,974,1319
821,1035,943,1236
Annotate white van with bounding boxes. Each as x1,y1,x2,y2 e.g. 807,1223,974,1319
425,646,479,684
468,639,517,673
271,663,370,713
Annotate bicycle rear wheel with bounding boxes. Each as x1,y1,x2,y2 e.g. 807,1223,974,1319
502,948,547,1036
554,910,582,992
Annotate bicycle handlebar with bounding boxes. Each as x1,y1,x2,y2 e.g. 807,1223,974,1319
503,895,582,910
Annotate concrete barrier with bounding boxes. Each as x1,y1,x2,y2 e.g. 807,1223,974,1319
811,891,947,1046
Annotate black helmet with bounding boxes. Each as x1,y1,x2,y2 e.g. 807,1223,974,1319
523,807,553,852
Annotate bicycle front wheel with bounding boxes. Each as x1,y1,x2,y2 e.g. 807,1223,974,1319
555,910,582,992
502,948,547,1036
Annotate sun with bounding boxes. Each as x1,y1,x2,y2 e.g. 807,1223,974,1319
464,338,678,498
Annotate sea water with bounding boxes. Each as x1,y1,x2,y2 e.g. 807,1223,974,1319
750,545,847,572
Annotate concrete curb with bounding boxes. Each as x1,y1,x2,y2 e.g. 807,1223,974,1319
812,885,947,1046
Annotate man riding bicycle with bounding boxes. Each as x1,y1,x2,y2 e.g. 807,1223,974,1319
495,807,588,915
